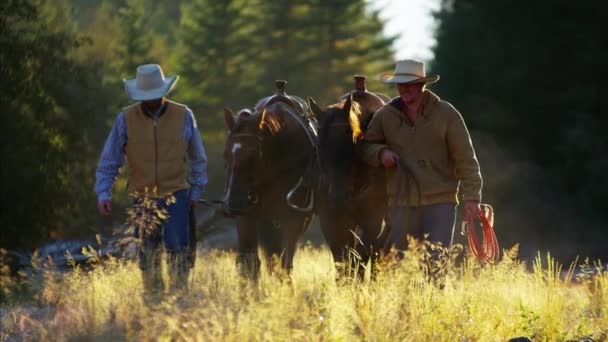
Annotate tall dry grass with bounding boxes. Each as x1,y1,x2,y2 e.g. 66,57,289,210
1,241,606,341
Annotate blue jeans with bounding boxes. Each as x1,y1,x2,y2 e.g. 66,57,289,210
385,203,456,252
134,189,191,271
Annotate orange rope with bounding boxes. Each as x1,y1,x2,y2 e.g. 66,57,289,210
465,204,500,263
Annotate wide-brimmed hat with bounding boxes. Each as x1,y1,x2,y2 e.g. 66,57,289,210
124,64,179,101
380,59,439,84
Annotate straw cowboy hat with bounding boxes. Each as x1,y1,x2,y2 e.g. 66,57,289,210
124,64,179,101
380,59,439,84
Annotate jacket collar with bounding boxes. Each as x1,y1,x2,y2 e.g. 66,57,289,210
140,101,168,119
389,90,440,119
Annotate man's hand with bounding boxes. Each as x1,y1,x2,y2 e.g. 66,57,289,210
464,200,481,223
189,200,198,208
380,149,399,168
98,200,112,216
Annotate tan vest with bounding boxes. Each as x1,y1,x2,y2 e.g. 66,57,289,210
124,100,189,197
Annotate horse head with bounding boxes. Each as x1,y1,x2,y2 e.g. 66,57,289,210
224,90,313,215
310,82,386,208
309,94,362,207
223,107,272,215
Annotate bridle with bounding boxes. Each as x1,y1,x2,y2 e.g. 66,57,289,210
224,132,264,214
227,132,264,159
224,108,317,214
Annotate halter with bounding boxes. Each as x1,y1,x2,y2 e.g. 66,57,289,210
225,106,317,213
227,132,264,159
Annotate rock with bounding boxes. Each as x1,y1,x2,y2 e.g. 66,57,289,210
509,337,532,342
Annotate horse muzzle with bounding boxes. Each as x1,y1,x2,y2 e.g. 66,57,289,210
225,191,258,216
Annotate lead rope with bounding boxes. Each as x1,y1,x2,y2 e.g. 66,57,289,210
461,204,500,263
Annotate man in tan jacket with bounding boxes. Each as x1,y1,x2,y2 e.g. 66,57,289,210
362,59,482,252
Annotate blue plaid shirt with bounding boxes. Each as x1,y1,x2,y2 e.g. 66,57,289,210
94,107,208,202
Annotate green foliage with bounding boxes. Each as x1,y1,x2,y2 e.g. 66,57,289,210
176,0,395,119
172,0,395,196
1,0,396,251
176,0,261,115
0,0,116,250
433,0,608,260
115,0,155,76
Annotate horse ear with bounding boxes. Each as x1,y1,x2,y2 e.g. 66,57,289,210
308,97,324,120
224,107,235,131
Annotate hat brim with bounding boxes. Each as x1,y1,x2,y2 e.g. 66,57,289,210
123,75,179,101
380,74,439,84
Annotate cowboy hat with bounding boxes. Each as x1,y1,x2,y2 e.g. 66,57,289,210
380,59,439,84
123,64,179,101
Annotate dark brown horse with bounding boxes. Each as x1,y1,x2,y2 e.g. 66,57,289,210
308,77,388,278
223,81,316,279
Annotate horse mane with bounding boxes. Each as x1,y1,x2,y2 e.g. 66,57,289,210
259,108,283,135
233,107,282,136
328,100,363,142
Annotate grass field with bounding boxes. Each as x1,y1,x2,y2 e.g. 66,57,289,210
1,242,607,341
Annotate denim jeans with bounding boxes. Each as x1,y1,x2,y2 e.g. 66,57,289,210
384,203,456,252
135,190,190,270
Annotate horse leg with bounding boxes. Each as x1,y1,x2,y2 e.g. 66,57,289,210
357,218,386,280
236,217,261,281
279,214,312,276
256,219,284,276
356,195,388,280
319,207,356,279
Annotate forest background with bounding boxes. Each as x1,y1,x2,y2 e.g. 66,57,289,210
1,0,606,263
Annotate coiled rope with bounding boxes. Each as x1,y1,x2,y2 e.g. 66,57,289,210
463,204,500,263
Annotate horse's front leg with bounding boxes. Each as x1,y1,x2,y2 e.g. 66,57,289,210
319,205,357,279
357,219,386,280
236,216,261,281
279,213,313,277
356,198,388,280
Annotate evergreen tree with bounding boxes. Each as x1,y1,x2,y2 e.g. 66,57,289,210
0,0,115,250
248,0,395,104
176,0,260,117
116,0,154,75
433,0,608,259
310,0,395,101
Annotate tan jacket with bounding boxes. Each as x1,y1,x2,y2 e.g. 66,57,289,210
362,90,482,207
124,100,189,197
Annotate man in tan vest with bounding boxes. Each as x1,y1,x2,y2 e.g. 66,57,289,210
362,59,483,254
95,64,208,294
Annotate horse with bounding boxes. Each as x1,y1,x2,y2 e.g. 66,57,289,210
308,79,388,279
223,81,317,280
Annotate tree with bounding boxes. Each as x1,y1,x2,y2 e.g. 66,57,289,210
250,0,396,104
116,0,155,75
176,0,261,116
0,0,115,250
432,0,608,260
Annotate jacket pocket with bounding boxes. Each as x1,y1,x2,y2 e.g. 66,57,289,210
429,160,452,182
425,160,458,193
